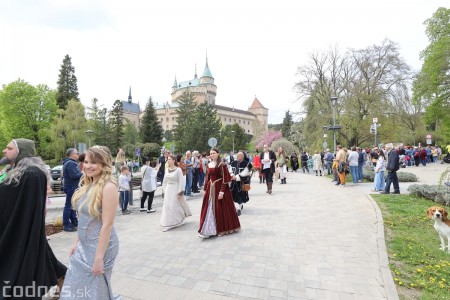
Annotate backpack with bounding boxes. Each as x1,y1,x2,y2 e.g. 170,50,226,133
414,151,419,157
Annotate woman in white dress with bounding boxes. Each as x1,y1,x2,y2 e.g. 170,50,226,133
160,155,191,231
312,151,323,176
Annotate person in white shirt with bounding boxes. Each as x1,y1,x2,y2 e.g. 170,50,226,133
347,147,360,184
140,157,160,213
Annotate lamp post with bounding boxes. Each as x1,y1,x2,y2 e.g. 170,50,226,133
231,130,235,153
331,96,338,154
412,131,416,146
86,130,94,148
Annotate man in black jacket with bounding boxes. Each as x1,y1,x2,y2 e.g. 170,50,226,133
380,143,400,194
260,144,276,194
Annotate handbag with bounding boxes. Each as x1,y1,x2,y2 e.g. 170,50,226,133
242,183,251,192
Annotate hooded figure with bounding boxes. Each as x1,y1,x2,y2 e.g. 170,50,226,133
0,139,67,299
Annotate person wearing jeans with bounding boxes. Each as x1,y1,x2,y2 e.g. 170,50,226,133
62,148,82,232
347,147,359,184
118,165,131,214
373,150,386,192
184,151,193,196
380,143,400,194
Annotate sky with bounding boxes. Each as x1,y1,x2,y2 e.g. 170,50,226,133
0,0,447,124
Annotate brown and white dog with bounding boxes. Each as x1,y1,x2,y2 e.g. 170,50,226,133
427,206,450,253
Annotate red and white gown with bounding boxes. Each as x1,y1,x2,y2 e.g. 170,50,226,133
198,163,241,236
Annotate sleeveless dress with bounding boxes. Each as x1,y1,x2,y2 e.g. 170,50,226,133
61,186,120,299
199,163,240,236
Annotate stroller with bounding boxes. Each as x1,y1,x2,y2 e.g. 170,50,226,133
399,155,407,168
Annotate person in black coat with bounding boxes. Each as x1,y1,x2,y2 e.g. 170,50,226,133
230,151,253,216
380,143,400,194
0,139,66,299
260,144,276,194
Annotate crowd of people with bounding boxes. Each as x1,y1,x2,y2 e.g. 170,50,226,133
2,136,448,298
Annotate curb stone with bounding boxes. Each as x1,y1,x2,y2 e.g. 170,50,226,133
367,194,400,300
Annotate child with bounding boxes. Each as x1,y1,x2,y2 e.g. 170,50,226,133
118,165,131,214
332,158,339,184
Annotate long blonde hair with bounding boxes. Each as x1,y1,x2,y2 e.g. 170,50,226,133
72,146,117,219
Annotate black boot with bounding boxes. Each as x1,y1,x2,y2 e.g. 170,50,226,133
284,178,286,184
259,176,262,184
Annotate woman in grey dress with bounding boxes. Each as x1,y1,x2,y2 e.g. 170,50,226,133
61,146,120,299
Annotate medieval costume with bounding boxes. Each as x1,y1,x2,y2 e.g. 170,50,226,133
198,162,240,237
0,138,67,299
230,158,253,216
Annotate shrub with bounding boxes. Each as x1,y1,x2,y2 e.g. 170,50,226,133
407,184,450,205
363,165,418,182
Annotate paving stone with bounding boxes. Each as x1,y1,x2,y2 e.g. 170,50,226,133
47,171,402,299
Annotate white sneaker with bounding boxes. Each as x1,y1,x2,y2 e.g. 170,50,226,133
198,234,209,239
147,208,156,213
140,208,146,212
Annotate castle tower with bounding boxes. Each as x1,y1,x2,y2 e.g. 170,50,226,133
248,96,268,130
171,55,217,105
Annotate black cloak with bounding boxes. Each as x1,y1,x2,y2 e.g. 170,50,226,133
230,159,253,204
0,166,67,299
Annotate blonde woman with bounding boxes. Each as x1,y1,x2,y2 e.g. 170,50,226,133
61,146,120,299
276,147,287,184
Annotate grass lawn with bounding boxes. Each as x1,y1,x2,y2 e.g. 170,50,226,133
373,194,450,299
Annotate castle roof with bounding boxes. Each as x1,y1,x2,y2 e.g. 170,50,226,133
121,101,141,114
201,60,213,78
249,96,266,109
214,104,254,116
177,78,200,89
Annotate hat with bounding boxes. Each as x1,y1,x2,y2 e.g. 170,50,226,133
13,138,36,164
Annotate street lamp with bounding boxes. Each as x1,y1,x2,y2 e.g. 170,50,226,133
331,96,338,153
86,130,94,148
231,130,235,153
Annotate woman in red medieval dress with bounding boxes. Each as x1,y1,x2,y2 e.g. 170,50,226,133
198,148,240,238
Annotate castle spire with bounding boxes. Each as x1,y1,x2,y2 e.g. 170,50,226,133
128,86,132,103
172,75,177,88
201,52,213,78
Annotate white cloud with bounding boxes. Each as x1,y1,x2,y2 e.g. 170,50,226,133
0,0,446,124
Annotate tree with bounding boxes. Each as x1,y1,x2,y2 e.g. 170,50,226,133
48,100,88,160
140,97,163,144
96,107,114,149
164,130,173,142
0,79,57,154
413,7,450,141
123,119,140,145
256,130,282,149
294,40,412,148
271,138,299,155
219,124,248,153
56,54,79,109
281,110,293,138
189,103,222,152
109,100,124,152
173,91,197,152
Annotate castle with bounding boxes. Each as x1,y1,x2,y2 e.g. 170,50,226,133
121,58,269,136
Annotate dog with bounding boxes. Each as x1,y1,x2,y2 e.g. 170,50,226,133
427,206,450,253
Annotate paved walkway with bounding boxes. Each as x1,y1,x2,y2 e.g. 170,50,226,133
47,164,449,299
